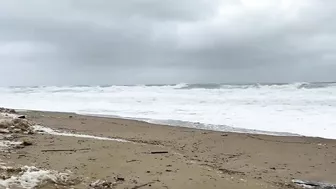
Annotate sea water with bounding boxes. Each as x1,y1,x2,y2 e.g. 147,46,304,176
1,82,336,139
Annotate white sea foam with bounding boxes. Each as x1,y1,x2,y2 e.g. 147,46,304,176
292,179,336,189
0,115,23,151
0,166,70,189
1,83,336,139
0,113,18,119
0,140,22,151
33,125,128,142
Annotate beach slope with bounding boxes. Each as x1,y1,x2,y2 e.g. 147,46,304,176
2,110,336,188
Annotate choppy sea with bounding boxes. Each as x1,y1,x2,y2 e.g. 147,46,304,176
1,82,336,139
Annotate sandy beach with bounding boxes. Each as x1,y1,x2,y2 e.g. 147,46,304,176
1,110,336,189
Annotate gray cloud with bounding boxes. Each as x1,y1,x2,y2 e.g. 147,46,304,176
1,0,336,86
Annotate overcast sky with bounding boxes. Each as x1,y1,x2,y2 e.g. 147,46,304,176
1,0,336,86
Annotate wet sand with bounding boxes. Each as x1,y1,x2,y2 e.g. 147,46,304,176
3,110,336,188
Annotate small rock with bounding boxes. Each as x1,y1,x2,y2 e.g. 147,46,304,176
22,141,33,146
115,176,125,182
17,115,26,119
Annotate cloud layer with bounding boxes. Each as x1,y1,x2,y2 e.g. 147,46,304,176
1,0,336,86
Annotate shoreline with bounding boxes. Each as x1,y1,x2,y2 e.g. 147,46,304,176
1,109,336,188
80,113,302,138
17,109,303,138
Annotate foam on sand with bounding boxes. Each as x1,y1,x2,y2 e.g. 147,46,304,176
0,166,71,189
292,179,336,189
0,139,22,151
0,113,21,119
32,125,128,142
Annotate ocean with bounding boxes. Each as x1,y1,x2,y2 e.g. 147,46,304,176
1,82,336,139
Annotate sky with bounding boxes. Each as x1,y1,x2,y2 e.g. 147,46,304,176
1,0,336,86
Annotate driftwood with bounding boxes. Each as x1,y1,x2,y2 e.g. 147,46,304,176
41,148,90,152
150,151,168,154
126,159,139,163
131,181,156,189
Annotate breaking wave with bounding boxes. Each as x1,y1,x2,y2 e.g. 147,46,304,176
4,82,336,93
173,82,336,90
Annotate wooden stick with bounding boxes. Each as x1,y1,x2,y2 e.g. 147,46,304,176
131,181,156,189
41,148,90,152
150,151,168,154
